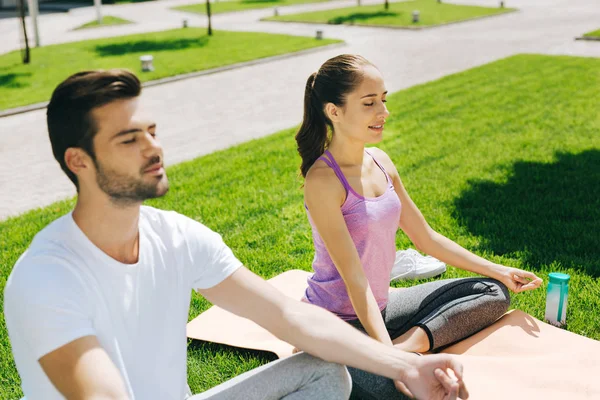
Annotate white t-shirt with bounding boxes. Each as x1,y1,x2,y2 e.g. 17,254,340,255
4,206,243,399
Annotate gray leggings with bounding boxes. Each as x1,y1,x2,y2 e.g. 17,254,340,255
189,352,352,400
347,277,510,400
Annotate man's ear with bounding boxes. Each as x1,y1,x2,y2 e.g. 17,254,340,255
64,148,92,179
324,103,340,123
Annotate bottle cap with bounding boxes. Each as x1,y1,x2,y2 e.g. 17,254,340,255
548,272,570,284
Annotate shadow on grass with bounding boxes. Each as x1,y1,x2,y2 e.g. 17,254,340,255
95,37,209,56
328,11,398,25
0,72,31,89
454,150,600,277
187,340,278,362
0,61,25,72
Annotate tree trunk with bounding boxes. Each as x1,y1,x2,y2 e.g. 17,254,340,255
17,0,30,64
206,0,213,36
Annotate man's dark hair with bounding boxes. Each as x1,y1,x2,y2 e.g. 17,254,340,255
47,69,141,189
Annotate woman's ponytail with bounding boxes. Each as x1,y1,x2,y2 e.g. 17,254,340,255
295,54,373,178
295,73,328,178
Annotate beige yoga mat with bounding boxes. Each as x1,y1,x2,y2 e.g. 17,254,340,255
187,270,309,358
187,270,600,399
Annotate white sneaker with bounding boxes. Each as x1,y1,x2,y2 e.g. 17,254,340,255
390,249,446,281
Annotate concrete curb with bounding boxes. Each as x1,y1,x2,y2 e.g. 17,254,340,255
0,41,346,119
575,36,600,41
261,8,518,30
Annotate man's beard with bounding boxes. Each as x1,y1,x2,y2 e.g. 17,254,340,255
94,156,169,206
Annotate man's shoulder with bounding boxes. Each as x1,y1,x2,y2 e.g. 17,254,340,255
30,211,74,241
5,250,84,315
12,213,78,271
8,250,81,292
6,214,85,299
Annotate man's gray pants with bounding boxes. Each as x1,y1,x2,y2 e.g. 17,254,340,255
189,352,352,400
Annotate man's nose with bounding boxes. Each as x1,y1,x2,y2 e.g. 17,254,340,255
141,132,162,158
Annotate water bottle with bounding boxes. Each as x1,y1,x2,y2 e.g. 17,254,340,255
544,272,570,327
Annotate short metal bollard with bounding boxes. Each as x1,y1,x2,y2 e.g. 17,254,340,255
412,10,420,23
183,19,188,28
316,30,323,40
140,55,154,72
274,7,278,16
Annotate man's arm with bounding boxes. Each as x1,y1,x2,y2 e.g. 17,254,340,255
38,335,130,400
199,267,469,399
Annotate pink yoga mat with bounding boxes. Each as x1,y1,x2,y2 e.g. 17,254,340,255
187,270,600,399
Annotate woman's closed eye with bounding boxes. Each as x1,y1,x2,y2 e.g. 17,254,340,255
364,100,387,107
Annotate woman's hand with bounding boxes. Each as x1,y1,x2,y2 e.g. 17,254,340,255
496,266,543,293
395,354,469,400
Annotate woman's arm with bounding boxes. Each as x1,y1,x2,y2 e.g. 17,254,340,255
368,148,542,293
304,163,393,346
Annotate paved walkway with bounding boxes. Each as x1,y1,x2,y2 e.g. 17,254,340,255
0,0,412,53
0,0,599,220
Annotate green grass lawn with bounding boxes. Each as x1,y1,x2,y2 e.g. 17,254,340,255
0,28,338,111
73,15,134,30
583,28,600,37
1,54,599,397
264,0,514,27
174,0,331,16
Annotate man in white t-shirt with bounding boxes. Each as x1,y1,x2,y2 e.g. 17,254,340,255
3,70,469,400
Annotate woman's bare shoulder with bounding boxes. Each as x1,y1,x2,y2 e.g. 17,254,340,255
305,158,346,205
367,147,399,176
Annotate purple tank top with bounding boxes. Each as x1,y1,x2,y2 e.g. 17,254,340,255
304,149,402,321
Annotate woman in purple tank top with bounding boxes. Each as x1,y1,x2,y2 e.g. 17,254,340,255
295,55,543,399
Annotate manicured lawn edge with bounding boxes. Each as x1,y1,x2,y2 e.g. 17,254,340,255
0,41,345,119
72,16,134,31
575,36,600,42
576,28,600,40
263,4,517,29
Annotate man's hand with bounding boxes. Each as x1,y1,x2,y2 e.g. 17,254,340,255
395,354,469,400
497,266,543,293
